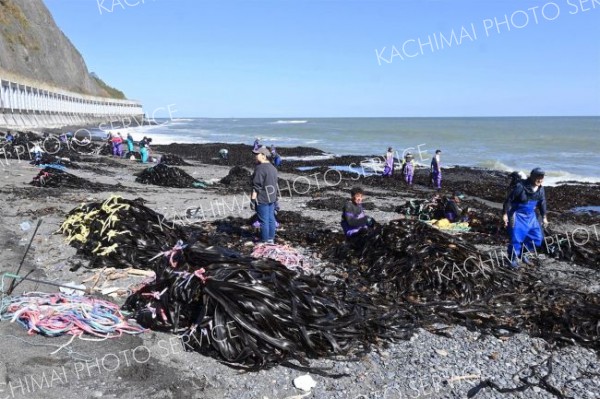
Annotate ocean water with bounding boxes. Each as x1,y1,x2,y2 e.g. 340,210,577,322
124,117,600,186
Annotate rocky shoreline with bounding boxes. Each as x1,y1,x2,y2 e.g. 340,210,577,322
1,138,599,399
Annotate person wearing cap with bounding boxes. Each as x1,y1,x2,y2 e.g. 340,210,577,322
401,152,415,185
503,167,548,268
251,146,279,244
430,149,442,190
341,186,375,237
382,147,394,177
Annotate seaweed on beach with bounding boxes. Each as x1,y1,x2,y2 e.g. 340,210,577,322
158,153,191,166
32,152,80,169
29,167,114,191
219,166,252,191
122,238,412,371
332,220,600,351
135,163,206,188
59,195,190,269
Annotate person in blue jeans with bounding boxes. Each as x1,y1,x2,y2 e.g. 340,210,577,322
503,167,549,268
250,146,279,244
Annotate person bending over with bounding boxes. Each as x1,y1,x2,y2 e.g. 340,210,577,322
443,191,469,222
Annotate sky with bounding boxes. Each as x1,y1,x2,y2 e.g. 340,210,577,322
43,0,600,118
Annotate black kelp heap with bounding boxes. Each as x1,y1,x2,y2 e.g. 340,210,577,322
30,167,113,191
59,196,189,269
158,153,191,166
135,163,206,188
335,221,600,350
121,242,401,371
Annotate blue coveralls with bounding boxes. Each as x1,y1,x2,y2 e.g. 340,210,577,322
506,182,546,261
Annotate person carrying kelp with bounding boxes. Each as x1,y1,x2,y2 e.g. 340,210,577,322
401,152,415,185
503,167,549,268
382,147,394,177
251,146,279,244
341,187,375,237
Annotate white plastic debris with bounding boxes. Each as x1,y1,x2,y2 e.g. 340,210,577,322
293,374,317,392
59,282,86,295
20,221,31,231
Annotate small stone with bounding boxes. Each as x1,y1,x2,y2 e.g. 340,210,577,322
435,349,448,357
293,374,317,392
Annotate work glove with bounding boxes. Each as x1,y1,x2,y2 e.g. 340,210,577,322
250,199,257,211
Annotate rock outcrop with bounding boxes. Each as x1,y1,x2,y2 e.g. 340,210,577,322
0,0,123,98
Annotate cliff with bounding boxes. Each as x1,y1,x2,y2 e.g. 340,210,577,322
0,0,125,99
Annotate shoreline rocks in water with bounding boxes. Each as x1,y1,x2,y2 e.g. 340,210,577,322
1,138,599,399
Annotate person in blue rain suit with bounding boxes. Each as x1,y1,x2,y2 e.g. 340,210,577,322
503,167,549,268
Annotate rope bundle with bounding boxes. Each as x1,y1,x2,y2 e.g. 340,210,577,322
0,292,146,338
251,243,315,272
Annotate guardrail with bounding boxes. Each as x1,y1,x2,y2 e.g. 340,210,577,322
0,75,144,129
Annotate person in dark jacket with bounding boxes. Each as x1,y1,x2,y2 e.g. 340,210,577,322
503,167,549,268
443,191,469,222
430,149,442,190
251,146,279,244
341,187,375,237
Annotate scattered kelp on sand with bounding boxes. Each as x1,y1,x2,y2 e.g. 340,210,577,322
337,220,518,303
546,183,600,212
59,195,190,269
122,239,413,371
333,220,600,351
29,167,114,191
543,226,600,268
307,196,376,212
32,152,80,169
135,163,206,188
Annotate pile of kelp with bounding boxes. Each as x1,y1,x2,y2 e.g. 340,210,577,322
122,237,413,371
219,166,252,192
29,167,113,191
59,195,190,269
158,153,191,166
543,225,600,268
334,220,600,351
135,163,206,188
